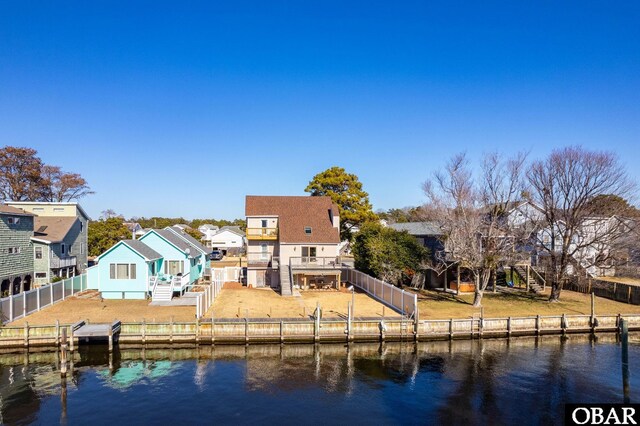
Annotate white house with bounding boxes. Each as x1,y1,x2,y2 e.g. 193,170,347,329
207,226,246,255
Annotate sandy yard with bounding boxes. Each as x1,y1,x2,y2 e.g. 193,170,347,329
417,288,640,320
208,287,399,319
9,297,197,326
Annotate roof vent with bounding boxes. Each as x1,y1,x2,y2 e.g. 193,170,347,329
36,225,48,233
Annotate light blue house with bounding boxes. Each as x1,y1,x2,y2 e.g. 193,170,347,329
166,226,212,276
86,239,163,300
138,228,204,295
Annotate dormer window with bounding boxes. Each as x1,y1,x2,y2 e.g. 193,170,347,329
7,217,19,225
261,219,268,228
304,227,312,235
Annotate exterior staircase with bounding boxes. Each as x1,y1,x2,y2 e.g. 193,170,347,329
152,283,173,302
279,265,293,296
512,265,545,294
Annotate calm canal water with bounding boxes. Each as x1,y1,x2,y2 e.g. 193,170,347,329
0,334,637,425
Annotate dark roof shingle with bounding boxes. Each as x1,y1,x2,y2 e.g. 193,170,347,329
33,216,77,243
245,195,340,243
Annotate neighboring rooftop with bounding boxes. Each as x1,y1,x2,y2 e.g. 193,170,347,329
0,204,34,216
245,195,340,243
168,226,211,254
388,222,442,236
216,225,245,236
155,228,200,257
32,216,78,243
5,201,90,220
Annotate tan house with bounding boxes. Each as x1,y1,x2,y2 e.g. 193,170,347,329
245,196,342,296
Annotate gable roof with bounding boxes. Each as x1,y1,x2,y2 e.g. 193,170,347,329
167,226,211,254
0,204,34,216
148,228,200,258
389,222,442,236
98,239,162,262
215,226,245,237
245,195,340,244
32,216,77,243
122,239,162,261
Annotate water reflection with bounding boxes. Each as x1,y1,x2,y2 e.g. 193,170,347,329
0,334,637,425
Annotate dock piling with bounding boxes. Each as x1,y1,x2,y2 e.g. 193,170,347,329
621,318,630,404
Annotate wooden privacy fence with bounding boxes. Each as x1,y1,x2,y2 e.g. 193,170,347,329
565,278,640,305
341,268,418,318
0,274,88,324
2,313,639,349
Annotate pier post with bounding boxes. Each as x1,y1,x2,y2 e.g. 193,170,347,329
621,318,630,403
314,303,321,343
170,316,174,344
347,302,352,342
449,318,454,340
108,325,113,352
211,311,215,344
56,320,60,346
280,320,284,344
24,322,29,348
142,318,146,344
536,315,541,336
561,313,567,336
591,292,597,332
70,326,74,352
507,317,512,337
195,317,200,344
245,318,249,344
60,328,68,377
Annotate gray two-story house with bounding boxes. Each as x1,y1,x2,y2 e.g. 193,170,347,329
7,202,90,287
0,205,35,296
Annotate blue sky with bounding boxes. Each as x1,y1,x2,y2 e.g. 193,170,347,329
1,1,639,219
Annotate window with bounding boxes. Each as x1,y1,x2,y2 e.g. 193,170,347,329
109,263,137,279
8,247,21,255
68,245,72,255
261,219,268,228
36,272,47,278
35,247,43,259
80,222,83,232
164,260,184,276
301,246,317,260
53,207,64,212
304,227,312,235
33,207,44,212
61,243,65,255
8,217,19,225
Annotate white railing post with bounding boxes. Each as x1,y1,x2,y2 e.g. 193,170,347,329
37,288,41,311
23,294,26,317
50,283,54,306
9,295,14,322
62,281,65,301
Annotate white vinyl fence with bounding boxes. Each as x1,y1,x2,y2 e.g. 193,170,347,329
341,268,418,318
0,274,88,324
195,268,226,318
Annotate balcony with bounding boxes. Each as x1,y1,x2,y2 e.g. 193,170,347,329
50,255,77,269
289,257,340,269
246,227,278,241
247,253,279,268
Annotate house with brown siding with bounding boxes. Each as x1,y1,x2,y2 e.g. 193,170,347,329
245,195,341,296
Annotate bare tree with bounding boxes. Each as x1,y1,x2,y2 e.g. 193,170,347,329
423,152,528,307
41,165,94,202
526,146,636,301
